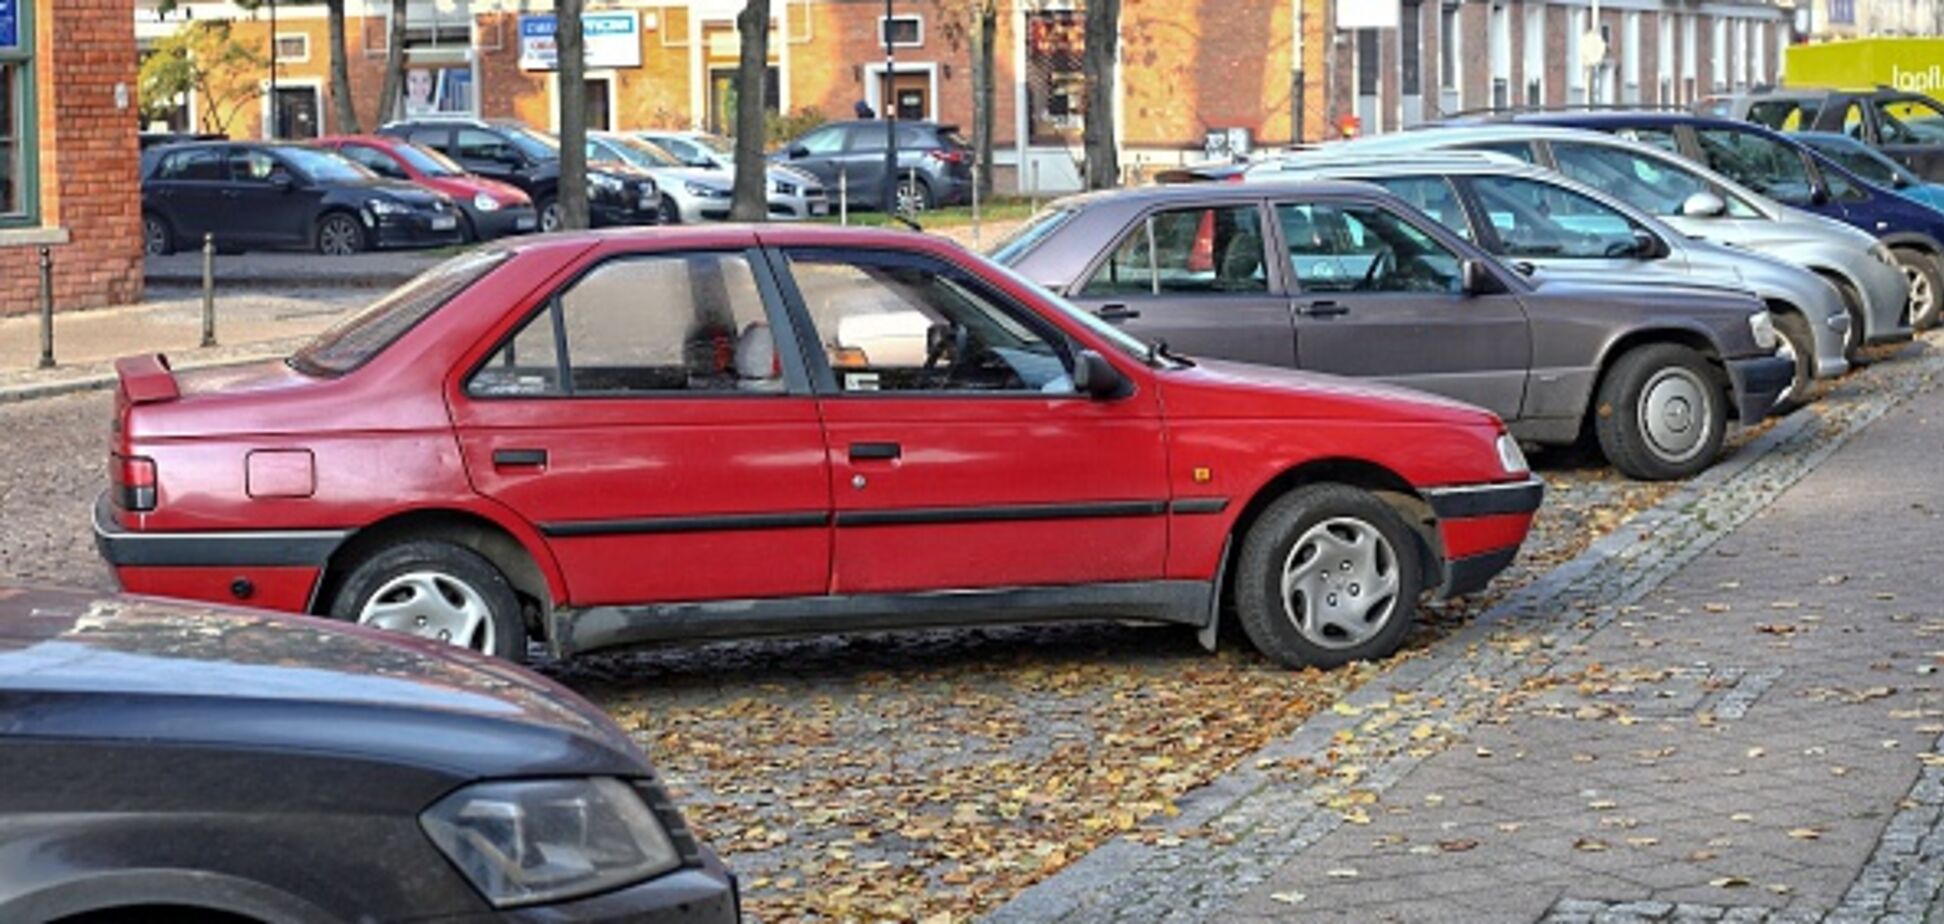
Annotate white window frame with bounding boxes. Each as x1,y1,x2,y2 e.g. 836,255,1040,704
1523,2,1545,106
1623,12,1641,103
1711,17,1726,92
879,14,923,49
864,61,940,122
274,32,310,64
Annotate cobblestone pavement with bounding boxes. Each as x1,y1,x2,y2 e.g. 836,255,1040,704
988,338,1944,924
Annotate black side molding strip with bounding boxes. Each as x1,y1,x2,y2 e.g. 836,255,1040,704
1169,498,1230,515
541,511,829,538
835,500,1167,527
1423,478,1545,519
92,494,347,568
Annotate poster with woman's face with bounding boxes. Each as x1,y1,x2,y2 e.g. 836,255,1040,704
403,67,475,116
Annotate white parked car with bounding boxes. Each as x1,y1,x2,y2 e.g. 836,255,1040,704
631,129,830,220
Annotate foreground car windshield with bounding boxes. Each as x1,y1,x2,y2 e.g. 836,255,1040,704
984,259,1163,366
990,207,1079,264
291,249,510,376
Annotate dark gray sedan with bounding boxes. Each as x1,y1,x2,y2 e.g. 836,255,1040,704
995,181,1794,480
0,587,738,924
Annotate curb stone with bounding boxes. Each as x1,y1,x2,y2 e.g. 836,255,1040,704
984,339,1943,924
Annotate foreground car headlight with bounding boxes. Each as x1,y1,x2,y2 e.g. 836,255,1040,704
1871,243,1898,267
1748,310,1779,351
367,197,411,216
685,180,732,199
472,191,503,212
421,778,681,909
1496,434,1529,475
589,173,625,196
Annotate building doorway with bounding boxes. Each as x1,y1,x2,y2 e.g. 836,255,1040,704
879,71,930,121
272,85,320,140
585,77,612,131
706,66,779,135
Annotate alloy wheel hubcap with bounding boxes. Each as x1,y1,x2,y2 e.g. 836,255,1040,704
1774,336,1800,406
1905,265,1934,324
358,571,495,652
1280,517,1399,650
1639,367,1712,462
541,204,563,232
898,184,927,214
144,220,165,254
321,220,357,255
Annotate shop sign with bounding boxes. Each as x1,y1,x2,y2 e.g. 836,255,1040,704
519,12,641,71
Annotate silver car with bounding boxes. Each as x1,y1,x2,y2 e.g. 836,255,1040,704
1331,125,1912,356
1240,151,1849,404
630,130,831,221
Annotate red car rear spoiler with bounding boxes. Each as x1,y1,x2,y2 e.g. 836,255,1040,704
114,354,180,405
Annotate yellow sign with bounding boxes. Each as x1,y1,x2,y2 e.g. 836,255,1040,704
1784,38,1944,102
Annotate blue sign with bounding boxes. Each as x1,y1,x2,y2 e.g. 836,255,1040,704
518,12,640,70
0,0,19,50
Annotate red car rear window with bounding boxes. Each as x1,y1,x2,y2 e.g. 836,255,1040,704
291,249,510,377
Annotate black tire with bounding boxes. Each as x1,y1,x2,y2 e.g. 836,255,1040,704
327,539,526,662
1771,308,1817,412
1234,484,1424,669
458,211,480,244
142,212,175,256
897,176,935,214
1824,274,1867,359
657,196,682,225
537,196,563,233
1893,246,1942,330
316,212,366,256
1593,343,1728,481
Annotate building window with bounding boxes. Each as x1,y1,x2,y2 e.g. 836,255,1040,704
879,15,921,48
1523,3,1545,105
274,33,309,63
1357,29,1379,97
0,0,34,225
1027,10,1084,144
1829,0,1855,25
1439,3,1460,91
1489,3,1511,109
1401,1,1421,98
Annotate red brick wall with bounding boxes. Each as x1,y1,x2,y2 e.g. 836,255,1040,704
0,0,143,315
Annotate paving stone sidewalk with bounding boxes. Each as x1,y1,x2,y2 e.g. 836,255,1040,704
988,342,1944,924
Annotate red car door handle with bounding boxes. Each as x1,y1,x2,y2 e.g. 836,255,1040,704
849,442,901,461
493,448,548,468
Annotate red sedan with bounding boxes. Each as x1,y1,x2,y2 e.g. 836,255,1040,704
95,226,1540,669
315,134,537,241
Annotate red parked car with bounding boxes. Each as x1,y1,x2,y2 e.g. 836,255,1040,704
95,226,1540,669
315,134,537,241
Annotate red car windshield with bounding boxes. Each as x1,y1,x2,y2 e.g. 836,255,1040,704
291,249,511,377
394,142,465,178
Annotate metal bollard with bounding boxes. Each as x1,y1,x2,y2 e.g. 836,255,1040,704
1030,160,1041,214
839,169,848,226
201,234,217,348
36,246,53,369
970,153,982,248
906,167,919,220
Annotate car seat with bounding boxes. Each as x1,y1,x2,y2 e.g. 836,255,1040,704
734,322,784,392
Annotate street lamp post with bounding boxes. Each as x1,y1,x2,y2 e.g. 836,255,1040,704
882,0,898,213
268,0,279,139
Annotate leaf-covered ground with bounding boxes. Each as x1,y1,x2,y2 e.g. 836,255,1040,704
555,448,1688,923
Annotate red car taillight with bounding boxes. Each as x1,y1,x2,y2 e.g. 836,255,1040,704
112,453,157,512
926,148,969,165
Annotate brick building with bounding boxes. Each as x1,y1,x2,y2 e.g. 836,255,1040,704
1,0,143,316
134,0,1789,196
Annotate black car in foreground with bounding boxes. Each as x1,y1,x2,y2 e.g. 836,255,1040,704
0,587,739,924
141,142,465,257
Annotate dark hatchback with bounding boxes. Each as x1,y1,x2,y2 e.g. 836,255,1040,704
0,587,739,924
1702,86,1944,181
141,142,465,257
771,119,973,212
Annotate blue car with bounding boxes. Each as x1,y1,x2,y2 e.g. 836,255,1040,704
1793,131,1944,213
1471,112,1944,329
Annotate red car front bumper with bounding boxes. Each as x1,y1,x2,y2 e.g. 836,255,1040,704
1423,477,1544,598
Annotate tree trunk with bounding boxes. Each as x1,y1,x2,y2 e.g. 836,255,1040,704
971,1,997,198
374,0,408,124
557,0,590,230
326,0,361,134
1081,0,1121,190
729,0,773,222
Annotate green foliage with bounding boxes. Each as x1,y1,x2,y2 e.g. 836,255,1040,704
139,22,269,134
761,107,827,149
